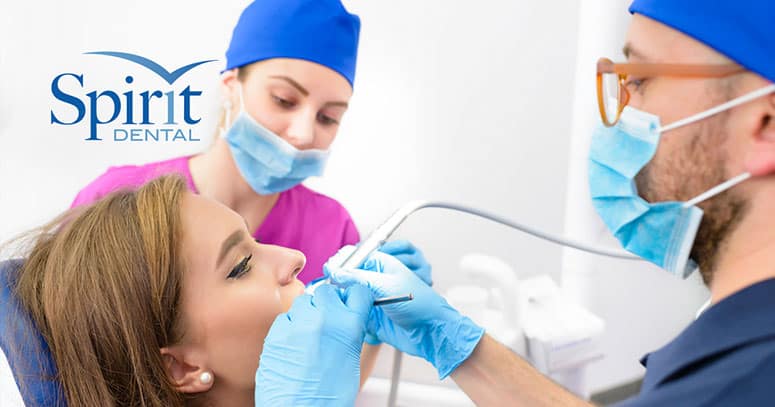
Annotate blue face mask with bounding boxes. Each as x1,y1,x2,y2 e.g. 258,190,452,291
224,87,330,195
588,84,775,278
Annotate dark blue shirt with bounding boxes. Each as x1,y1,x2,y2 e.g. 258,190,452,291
616,278,775,406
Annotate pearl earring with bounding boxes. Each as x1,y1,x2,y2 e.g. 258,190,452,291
200,371,213,385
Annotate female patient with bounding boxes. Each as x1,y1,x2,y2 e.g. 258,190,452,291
11,175,304,406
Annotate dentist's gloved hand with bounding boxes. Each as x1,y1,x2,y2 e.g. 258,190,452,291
328,251,484,379
378,240,433,286
255,284,373,406
326,242,433,345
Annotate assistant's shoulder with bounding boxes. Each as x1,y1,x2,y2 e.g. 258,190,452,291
70,165,145,208
70,156,190,208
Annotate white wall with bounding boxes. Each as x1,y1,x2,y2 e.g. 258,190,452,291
0,0,705,396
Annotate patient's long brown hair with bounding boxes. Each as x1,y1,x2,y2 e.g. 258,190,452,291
12,175,188,406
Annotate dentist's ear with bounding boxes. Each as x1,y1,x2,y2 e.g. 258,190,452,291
160,346,214,394
743,92,775,176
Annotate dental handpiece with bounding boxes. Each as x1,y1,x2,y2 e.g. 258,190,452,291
306,201,426,302
309,200,639,303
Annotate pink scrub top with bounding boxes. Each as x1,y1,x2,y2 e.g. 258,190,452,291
70,156,360,284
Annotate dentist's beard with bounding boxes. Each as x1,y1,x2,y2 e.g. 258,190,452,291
634,109,748,285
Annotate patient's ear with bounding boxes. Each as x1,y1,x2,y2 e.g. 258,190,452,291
160,346,214,394
744,94,775,176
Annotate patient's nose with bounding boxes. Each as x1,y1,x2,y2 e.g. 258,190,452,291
275,247,306,285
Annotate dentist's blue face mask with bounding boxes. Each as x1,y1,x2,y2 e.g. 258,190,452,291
224,85,330,195
589,84,775,278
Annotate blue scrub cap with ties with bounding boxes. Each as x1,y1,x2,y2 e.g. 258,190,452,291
629,0,774,82
224,0,361,87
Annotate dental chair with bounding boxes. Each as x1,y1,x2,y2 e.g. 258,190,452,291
0,259,65,406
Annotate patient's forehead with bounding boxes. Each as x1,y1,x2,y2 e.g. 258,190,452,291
179,192,245,271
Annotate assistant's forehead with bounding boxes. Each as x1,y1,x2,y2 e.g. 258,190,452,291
245,58,353,98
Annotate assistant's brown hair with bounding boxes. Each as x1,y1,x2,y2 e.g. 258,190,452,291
12,175,188,406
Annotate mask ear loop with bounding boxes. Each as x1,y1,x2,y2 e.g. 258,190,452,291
660,84,775,133
237,83,245,111
220,83,245,137
683,172,751,208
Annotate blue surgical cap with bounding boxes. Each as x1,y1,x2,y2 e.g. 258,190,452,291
629,0,774,83
225,0,361,87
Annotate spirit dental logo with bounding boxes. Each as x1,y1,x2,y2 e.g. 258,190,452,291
50,51,216,142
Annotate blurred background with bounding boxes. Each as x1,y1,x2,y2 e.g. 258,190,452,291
0,1,708,404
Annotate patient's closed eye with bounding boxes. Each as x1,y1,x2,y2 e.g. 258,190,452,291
228,254,253,279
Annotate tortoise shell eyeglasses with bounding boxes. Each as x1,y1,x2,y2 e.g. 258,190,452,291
596,57,745,126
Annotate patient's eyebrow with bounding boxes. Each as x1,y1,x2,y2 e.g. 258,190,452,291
217,230,244,268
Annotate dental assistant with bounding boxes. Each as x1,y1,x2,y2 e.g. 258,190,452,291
71,0,367,286
255,0,775,405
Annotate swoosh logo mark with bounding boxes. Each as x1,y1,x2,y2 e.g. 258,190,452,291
85,51,216,84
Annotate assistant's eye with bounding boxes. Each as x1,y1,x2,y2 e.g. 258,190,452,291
317,112,340,126
272,95,296,109
227,254,253,279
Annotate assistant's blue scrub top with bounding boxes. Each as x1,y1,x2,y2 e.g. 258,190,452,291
616,278,775,406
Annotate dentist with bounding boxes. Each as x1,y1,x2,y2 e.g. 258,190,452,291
256,0,775,405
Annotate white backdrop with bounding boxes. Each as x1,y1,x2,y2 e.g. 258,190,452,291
0,0,704,394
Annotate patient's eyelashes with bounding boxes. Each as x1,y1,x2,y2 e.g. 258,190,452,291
228,254,253,279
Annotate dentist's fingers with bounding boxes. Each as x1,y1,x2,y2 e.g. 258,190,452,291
329,268,391,299
342,284,374,319
323,245,358,277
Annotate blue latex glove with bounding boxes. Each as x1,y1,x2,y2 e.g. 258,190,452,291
378,240,433,286
327,242,434,345
328,251,484,379
255,284,373,406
